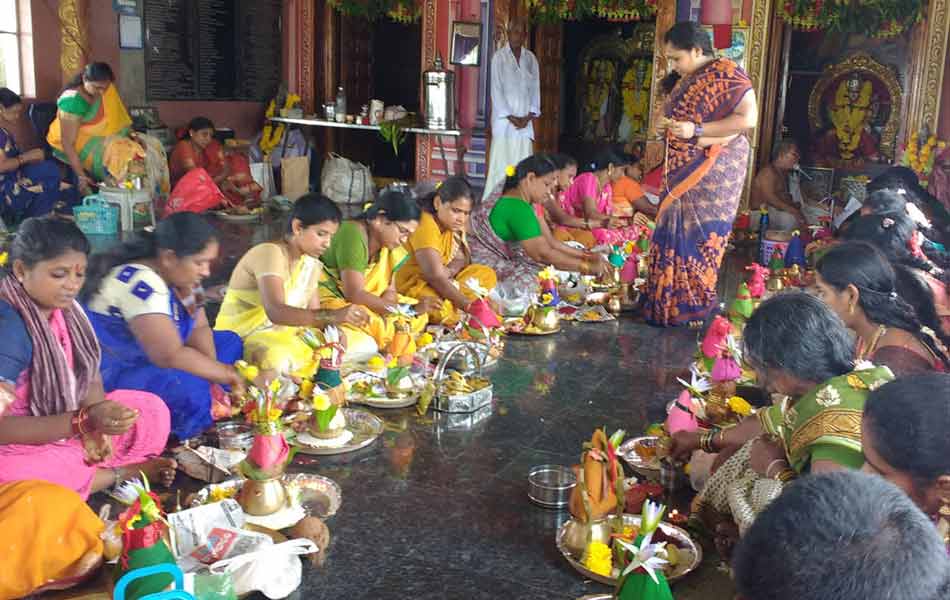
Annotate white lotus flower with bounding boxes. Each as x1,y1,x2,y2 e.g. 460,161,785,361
615,535,669,584
112,477,147,505
387,304,416,319
465,278,490,299
677,369,711,398
724,334,742,362
640,499,666,533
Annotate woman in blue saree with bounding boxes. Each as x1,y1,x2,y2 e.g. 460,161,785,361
642,22,758,326
0,88,77,222
81,213,243,440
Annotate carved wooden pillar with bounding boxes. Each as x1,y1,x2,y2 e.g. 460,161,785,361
416,0,439,181
285,0,317,113
643,0,676,170
905,0,950,139
59,0,88,84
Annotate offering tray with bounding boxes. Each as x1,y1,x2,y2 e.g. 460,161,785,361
617,436,662,474
503,318,560,336
432,343,492,414
212,207,263,223
344,371,422,409
558,304,616,323
292,408,384,455
191,473,342,519
430,340,498,373
556,513,701,585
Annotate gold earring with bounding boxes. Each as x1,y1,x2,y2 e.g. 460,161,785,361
848,303,855,315
938,499,950,545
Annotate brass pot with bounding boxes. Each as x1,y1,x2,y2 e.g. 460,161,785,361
309,410,347,438
237,477,288,516
606,294,622,315
526,305,560,331
766,274,785,292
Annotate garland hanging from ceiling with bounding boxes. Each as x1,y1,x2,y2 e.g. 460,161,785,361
327,0,422,23
779,0,927,37
525,0,658,23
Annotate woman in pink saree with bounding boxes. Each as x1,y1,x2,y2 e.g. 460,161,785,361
0,217,174,499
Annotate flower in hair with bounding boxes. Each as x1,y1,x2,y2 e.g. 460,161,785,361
435,180,442,189
889,291,898,300
505,165,516,177
882,217,895,228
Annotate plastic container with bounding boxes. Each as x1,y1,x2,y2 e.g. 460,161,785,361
73,194,119,235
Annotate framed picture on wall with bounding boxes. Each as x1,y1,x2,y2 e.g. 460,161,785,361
450,22,482,67
702,26,748,71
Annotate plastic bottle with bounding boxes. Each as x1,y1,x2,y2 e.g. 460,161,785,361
334,86,347,121
756,207,770,265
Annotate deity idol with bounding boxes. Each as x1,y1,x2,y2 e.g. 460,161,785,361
618,60,652,141
816,74,880,163
585,59,617,139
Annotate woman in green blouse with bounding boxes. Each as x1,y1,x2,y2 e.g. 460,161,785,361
470,154,609,292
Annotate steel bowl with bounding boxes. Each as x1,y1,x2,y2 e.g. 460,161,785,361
216,422,254,452
528,464,576,509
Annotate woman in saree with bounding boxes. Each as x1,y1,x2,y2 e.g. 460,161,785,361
470,154,609,294
215,194,367,378
555,149,645,246
396,176,497,324
844,213,950,337
169,116,262,207
0,217,175,499
46,63,141,195
815,242,948,376
862,375,950,552
642,21,758,327
0,88,77,221
543,153,596,248
319,188,434,358
82,213,244,441
669,293,893,543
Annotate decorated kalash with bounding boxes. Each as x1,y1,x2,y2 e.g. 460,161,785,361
554,428,701,599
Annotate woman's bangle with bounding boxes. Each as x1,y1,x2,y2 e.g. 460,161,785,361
312,309,332,327
774,468,797,483
71,406,91,437
764,458,790,479
700,427,721,453
584,218,590,229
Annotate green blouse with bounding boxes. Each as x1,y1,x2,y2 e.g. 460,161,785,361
322,221,370,273
56,89,94,118
758,364,894,472
489,196,542,242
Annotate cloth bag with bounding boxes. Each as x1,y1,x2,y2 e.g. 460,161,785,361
250,162,276,201
320,152,374,206
208,538,317,599
280,155,310,202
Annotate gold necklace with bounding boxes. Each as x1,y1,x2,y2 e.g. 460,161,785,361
859,324,888,359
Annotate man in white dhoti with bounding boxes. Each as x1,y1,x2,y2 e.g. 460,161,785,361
483,18,541,200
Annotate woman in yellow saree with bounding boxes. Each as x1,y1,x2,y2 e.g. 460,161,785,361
215,194,368,378
396,177,497,324
320,188,435,359
46,63,139,195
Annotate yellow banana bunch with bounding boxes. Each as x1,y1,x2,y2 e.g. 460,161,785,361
441,371,490,395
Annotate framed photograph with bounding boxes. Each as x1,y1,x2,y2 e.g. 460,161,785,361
799,166,835,201
702,26,748,71
118,14,143,49
450,21,481,67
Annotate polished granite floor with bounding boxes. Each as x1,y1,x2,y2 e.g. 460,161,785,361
76,212,739,600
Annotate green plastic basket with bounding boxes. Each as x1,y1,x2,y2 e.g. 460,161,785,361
73,194,119,235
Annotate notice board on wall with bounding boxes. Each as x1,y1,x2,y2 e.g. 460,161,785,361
143,0,282,101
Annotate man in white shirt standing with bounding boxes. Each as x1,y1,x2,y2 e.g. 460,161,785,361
483,18,541,200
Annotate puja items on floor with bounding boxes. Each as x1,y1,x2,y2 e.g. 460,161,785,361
506,267,562,334
236,375,294,517
301,326,347,406
112,477,178,600
568,428,627,523
613,501,675,600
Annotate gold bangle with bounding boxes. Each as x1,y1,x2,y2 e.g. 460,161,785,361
775,468,797,483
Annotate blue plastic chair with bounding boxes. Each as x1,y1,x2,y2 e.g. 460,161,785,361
113,563,195,600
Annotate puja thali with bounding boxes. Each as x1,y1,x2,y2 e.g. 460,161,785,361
556,513,701,585
191,472,342,519
212,207,263,223
291,408,384,455
345,372,422,409
617,436,662,474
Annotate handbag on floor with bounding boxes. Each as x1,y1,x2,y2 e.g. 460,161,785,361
320,152,374,206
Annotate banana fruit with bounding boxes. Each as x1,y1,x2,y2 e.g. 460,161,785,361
441,371,491,395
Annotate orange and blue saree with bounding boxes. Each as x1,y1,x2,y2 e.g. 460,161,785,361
643,59,752,326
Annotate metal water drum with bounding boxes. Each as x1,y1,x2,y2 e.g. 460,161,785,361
424,55,456,130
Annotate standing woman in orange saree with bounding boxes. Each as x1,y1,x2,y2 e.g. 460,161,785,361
642,22,758,327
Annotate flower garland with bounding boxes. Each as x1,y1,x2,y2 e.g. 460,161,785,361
900,131,947,185
778,0,926,37
260,93,301,157
525,0,657,23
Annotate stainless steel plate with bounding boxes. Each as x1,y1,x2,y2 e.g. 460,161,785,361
556,514,702,585
617,436,662,473
292,408,384,455
191,473,342,518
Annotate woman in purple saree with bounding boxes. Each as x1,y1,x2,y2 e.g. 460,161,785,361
642,22,758,327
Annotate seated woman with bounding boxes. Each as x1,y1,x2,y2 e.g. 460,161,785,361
46,63,142,196
843,213,950,337
0,217,174,498
82,213,244,440
556,149,643,246
867,165,950,246
671,293,892,536
395,176,497,324
612,155,657,219
0,88,76,221
319,188,433,359
544,153,596,248
215,194,367,377
815,241,948,375
470,154,610,293
169,116,262,207
862,375,950,553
